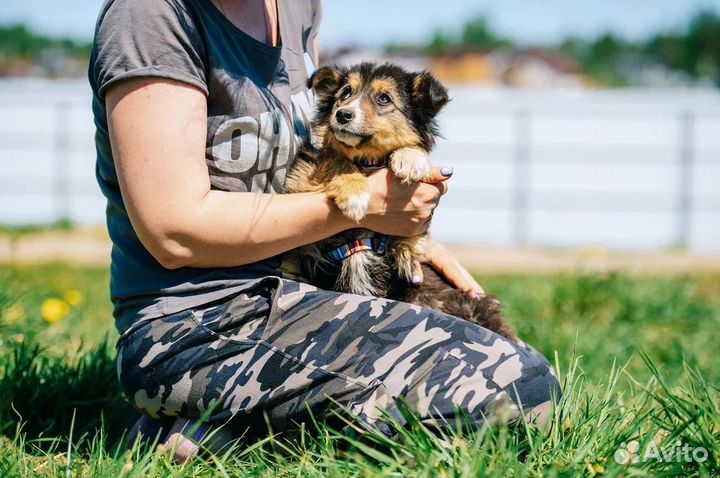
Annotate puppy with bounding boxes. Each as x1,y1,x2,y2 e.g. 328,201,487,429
284,62,516,342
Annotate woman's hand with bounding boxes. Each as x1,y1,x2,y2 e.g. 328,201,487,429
411,238,486,299
361,166,452,237
361,165,484,296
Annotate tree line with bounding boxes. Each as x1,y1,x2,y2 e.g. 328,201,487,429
0,24,91,60
396,10,720,87
2,10,720,86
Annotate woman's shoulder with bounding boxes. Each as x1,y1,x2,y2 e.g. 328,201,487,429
95,0,199,34
91,0,208,98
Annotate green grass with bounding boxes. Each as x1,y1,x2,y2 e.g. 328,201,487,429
0,219,76,237
0,263,718,477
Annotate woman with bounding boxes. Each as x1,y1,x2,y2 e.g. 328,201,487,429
90,0,560,461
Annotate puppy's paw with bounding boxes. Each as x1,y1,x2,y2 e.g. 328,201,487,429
391,237,421,282
328,173,371,222
390,147,431,183
336,191,371,222
397,255,413,282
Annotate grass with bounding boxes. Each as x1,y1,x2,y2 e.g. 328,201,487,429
0,219,76,241
0,263,718,477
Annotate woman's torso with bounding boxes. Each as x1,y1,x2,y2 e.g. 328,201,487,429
90,0,320,333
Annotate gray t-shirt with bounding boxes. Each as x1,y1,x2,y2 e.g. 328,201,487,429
89,0,320,333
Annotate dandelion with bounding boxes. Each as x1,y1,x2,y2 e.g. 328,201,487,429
2,304,25,324
41,298,70,324
65,289,84,306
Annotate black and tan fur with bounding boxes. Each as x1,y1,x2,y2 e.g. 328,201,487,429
284,62,516,342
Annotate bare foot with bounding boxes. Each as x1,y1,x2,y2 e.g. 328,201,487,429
160,418,234,465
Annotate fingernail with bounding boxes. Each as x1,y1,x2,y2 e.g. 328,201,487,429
493,298,502,305
440,167,454,177
473,292,482,300
412,274,423,284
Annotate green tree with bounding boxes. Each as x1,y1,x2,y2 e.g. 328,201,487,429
685,10,720,79
644,34,685,71
589,33,627,63
644,10,720,82
460,16,510,50
427,30,451,55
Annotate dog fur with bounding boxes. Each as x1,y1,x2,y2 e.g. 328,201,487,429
283,62,517,342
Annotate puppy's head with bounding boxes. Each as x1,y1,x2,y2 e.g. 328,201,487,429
309,62,449,161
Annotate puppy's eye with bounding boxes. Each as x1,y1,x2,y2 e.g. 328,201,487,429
377,93,392,106
339,87,352,100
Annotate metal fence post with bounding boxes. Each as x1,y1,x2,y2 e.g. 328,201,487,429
512,109,530,246
676,111,695,248
54,101,71,222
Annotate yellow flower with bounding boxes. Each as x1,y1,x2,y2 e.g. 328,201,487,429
586,462,605,476
41,298,70,324
3,304,25,324
65,289,84,306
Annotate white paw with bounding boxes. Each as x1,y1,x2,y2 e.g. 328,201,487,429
339,191,371,222
390,148,431,183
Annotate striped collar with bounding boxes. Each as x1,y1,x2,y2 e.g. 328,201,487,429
326,234,389,263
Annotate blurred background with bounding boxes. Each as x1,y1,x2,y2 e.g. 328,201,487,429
1,0,719,267
2,2,720,469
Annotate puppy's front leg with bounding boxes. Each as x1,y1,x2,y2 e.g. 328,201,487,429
328,172,371,222
391,235,427,282
390,147,431,184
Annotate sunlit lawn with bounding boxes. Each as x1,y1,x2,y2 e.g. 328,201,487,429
1,263,718,477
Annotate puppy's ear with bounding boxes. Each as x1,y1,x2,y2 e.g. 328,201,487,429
308,66,343,99
411,72,450,118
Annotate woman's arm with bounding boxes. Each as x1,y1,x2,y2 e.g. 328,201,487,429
107,77,448,269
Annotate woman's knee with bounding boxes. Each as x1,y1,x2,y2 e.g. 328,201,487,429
499,345,561,424
431,320,561,424
436,312,561,409
438,345,560,430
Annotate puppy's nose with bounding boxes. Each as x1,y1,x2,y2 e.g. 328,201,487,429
335,109,354,124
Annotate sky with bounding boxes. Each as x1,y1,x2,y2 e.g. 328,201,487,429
2,0,720,47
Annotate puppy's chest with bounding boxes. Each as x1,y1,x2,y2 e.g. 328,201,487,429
312,151,388,178
355,157,388,174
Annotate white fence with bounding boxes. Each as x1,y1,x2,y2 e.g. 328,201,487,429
1,79,719,252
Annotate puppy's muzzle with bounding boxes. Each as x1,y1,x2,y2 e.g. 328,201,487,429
335,108,354,125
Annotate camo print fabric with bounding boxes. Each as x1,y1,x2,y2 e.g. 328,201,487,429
117,276,560,436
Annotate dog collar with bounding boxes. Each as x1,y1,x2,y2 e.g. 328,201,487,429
357,156,389,174
327,234,388,263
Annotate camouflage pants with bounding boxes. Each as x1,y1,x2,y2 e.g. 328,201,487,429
117,276,560,436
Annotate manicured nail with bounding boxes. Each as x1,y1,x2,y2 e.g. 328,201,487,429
412,274,423,284
440,167,454,177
